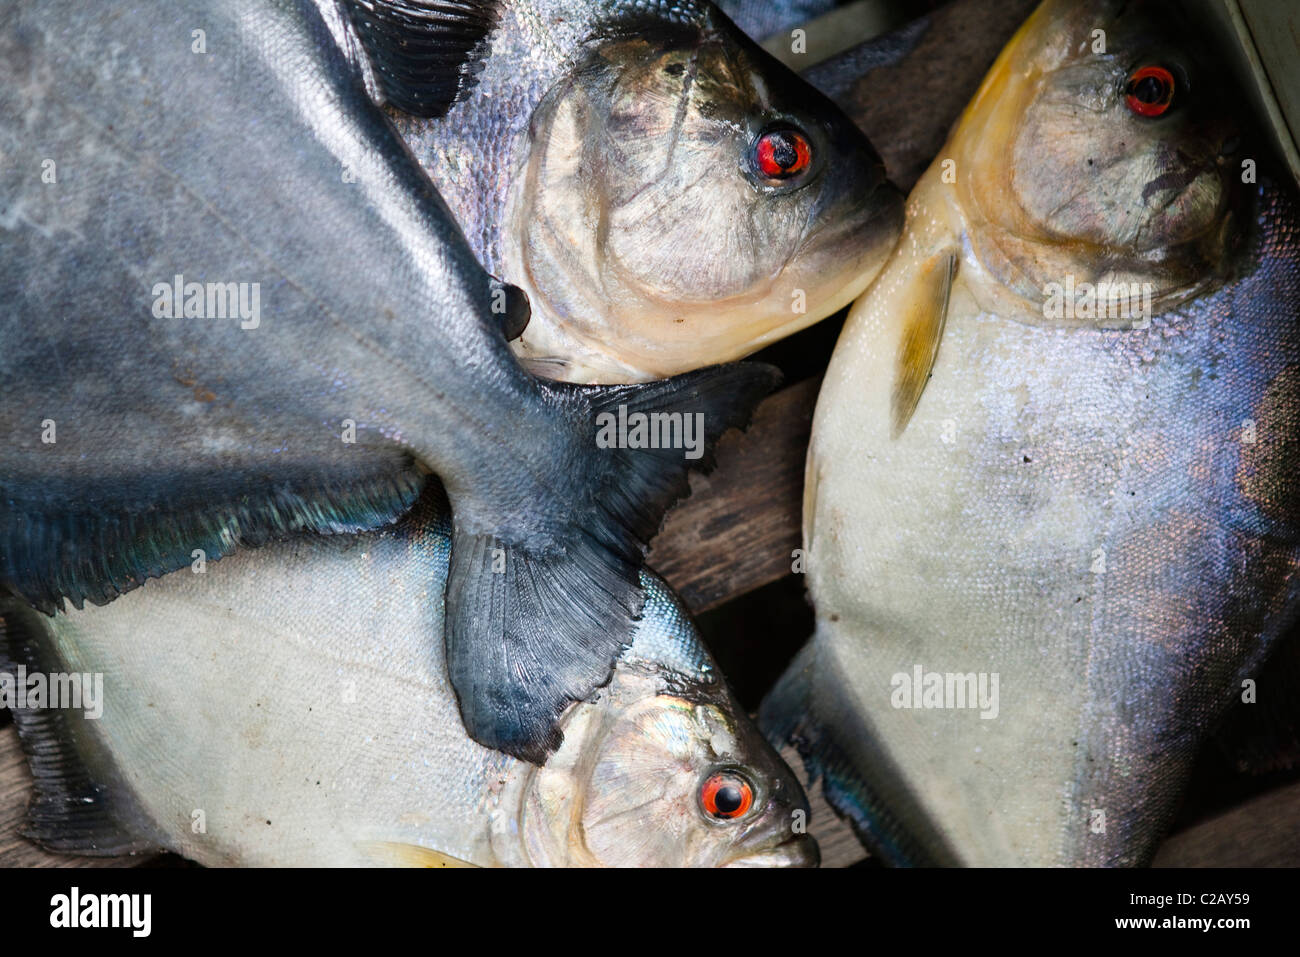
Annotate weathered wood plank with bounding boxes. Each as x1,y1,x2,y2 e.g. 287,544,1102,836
1153,780,1300,867
650,378,819,614
780,745,870,868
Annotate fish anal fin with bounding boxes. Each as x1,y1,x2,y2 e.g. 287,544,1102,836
0,608,160,857
344,0,503,118
891,250,957,439
759,642,961,867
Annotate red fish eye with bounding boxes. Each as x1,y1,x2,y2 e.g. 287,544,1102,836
754,129,812,181
1125,65,1175,117
701,772,754,820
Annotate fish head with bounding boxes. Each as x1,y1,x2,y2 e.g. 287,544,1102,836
508,8,903,380
493,573,818,867
943,0,1248,319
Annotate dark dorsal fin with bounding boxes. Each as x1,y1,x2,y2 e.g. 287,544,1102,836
0,608,160,856
343,0,504,118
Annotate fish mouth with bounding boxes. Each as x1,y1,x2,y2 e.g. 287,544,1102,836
800,180,905,295
722,833,820,868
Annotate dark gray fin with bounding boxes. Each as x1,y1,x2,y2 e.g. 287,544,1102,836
489,276,529,342
892,249,956,439
447,362,782,763
2,464,425,615
0,608,161,856
758,643,961,866
343,0,502,118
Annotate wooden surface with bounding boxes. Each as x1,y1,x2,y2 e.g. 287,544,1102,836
806,0,1040,193
649,378,818,613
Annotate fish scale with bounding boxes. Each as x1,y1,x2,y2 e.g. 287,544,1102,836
764,0,1300,866
0,0,782,763
0,485,817,867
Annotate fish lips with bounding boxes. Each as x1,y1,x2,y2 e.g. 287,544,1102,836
722,832,821,868
794,175,906,305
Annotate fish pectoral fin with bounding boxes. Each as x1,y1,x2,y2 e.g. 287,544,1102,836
891,249,958,439
359,841,480,868
0,607,161,858
446,363,782,764
343,0,504,118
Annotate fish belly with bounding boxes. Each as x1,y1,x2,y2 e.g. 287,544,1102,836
43,521,510,866
808,251,1300,864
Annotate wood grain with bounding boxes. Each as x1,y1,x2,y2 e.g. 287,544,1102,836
650,378,819,614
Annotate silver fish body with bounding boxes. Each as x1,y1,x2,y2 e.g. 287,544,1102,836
0,490,815,867
764,0,1300,865
0,0,776,761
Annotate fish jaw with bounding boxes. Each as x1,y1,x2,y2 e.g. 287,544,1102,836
505,177,902,385
722,834,820,868
496,18,903,383
496,661,817,867
507,182,901,385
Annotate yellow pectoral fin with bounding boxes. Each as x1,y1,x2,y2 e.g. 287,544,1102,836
360,841,480,868
892,250,958,439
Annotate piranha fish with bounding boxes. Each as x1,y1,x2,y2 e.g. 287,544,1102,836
0,0,782,763
0,488,817,867
763,0,1300,865
365,0,903,382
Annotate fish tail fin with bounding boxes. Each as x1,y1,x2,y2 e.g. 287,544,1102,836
0,606,161,857
446,362,781,763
